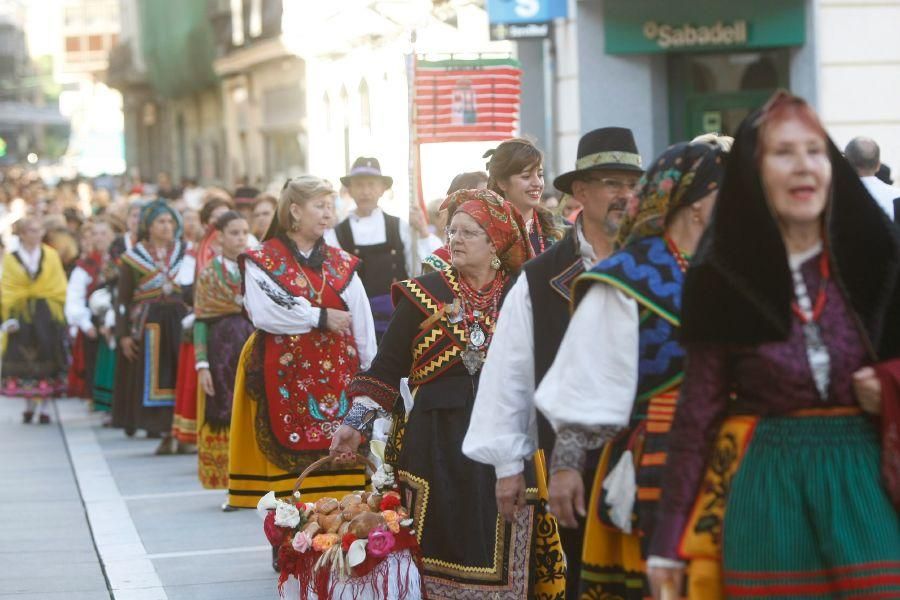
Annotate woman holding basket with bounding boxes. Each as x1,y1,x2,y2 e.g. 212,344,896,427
330,189,567,599
227,176,376,512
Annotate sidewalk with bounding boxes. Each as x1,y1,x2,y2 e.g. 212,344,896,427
0,397,108,599
1,397,284,599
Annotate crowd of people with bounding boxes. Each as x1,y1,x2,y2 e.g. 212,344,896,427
2,89,900,599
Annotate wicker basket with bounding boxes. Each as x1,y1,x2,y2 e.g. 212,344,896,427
260,454,423,600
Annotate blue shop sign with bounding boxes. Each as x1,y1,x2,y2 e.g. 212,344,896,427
487,0,568,24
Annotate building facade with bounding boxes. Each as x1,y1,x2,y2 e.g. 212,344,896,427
212,0,306,187
547,0,900,175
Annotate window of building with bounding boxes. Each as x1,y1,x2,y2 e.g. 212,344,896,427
230,0,245,46
88,35,103,52
265,130,305,178
359,78,371,133
64,6,82,27
323,92,332,131
249,0,262,37
340,85,350,174
65,36,82,53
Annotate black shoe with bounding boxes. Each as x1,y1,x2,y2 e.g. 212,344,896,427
221,502,239,513
125,428,136,437
22,411,34,424
272,546,280,572
38,414,51,425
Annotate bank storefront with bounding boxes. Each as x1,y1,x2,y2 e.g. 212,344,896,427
569,0,814,160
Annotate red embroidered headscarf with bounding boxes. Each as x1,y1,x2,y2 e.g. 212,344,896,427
446,189,533,273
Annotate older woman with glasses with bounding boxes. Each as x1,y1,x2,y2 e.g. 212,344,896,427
330,189,567,599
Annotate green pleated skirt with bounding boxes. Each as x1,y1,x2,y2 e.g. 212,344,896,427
92,342,116,412
723,414,900,599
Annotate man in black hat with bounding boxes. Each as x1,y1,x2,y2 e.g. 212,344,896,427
463,127,643,599
325,157,440,339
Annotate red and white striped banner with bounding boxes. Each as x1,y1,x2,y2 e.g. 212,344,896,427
414,58,522,144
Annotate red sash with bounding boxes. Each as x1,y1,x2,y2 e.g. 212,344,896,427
243,239,361,452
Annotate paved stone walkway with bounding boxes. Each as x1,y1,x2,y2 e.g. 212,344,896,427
0,397,287,599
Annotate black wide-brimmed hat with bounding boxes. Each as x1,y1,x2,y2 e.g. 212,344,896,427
340,156,393,188
554,127,643,194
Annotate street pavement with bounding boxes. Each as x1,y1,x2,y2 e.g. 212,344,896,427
0,397,288,599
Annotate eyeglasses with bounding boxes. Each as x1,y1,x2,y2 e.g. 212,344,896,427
586,177,641,194
446,226,486,241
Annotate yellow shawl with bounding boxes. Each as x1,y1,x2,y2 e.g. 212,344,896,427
1,245,67,351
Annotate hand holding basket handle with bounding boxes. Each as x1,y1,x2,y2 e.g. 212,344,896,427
293,452,377,494
329,424,364,463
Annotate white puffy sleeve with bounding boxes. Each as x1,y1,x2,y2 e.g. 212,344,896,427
340,273,376,370
65,266,94,332
398,222,442,277
534,284,640,472
463,276,538,479
243,261,320,334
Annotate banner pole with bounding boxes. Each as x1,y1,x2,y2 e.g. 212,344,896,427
407,34,422,275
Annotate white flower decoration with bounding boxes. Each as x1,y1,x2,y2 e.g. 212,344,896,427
256,491,277,520
371,464,395,492
274,500,301,528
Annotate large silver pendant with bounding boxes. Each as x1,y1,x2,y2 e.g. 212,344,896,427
461,347,485,375
469,322,486,348
162,282,174,296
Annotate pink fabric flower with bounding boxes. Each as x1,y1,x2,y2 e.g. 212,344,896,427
292,531,313,553
367,526,396,558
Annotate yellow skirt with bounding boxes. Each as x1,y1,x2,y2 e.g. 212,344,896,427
226,333,367,508
579,443,647,599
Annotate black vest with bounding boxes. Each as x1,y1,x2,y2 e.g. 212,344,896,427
523,230,584,449
334,213,408,297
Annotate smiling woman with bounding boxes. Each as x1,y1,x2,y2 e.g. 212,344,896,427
486,138,564,255
647,92,900,600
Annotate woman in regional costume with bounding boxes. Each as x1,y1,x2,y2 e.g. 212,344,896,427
193,211,254,499
648,92,900,599
534,137,729,598
65,218,117,410
171,194,235,449
486,138,562,256
112,200,194,450
227,176,376,513
1,217,69,424
331,189,566,599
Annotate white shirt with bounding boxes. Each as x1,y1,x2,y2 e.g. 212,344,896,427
65,266,95,333
534,283,640,435
242,259,376,371
462,223,601,478
17,245,42,276
861,175,900,220
324,208,442,278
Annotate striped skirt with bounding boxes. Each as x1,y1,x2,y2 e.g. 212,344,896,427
723,414,900,598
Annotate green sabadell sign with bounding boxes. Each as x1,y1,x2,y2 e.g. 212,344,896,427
604,0,806,55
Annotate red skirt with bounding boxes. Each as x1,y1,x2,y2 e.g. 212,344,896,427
172,341,198,444
67,331,88,398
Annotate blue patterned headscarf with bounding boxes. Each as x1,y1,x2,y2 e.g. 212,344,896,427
138,199,182,241
616,139,728,249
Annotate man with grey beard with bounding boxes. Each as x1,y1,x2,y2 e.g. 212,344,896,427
463,127,643,599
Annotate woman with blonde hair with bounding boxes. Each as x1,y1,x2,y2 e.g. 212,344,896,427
227,175,375,518
1,217,68,424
